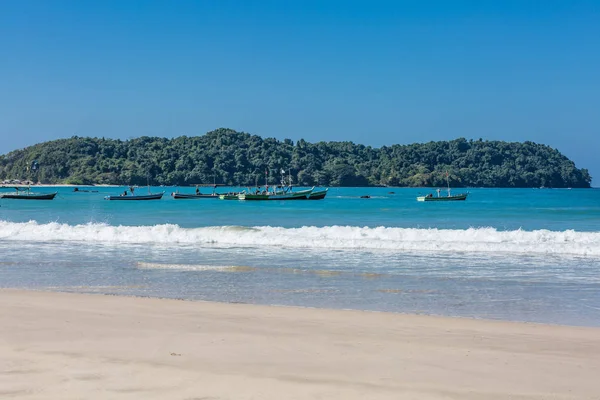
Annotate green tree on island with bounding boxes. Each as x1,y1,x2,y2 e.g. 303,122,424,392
0,129,592,188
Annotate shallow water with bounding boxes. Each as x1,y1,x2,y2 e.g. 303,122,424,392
1,186,599,326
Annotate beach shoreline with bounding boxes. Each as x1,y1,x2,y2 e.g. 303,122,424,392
1,289,599,399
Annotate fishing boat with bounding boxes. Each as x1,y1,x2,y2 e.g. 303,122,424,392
172,184,240,199
417,191,468,202
239,187,314,200
238,169,316,200
307,188,328,200
0,188,57,200
105,192,164,200
105,184,164,201
219,193,241,200
172,192,220,199
73,187,99,193
417,172,468,202
172,175,233,199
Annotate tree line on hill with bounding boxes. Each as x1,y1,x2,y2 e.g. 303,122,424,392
0,128,592,188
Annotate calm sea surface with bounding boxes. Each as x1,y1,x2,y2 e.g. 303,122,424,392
1,186,599,326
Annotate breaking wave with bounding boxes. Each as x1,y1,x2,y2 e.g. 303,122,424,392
1,220,599,257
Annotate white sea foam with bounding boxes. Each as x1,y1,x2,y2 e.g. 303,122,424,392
1,220,599,257
136,262,255,272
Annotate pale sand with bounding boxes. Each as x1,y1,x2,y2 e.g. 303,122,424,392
1,290,599,400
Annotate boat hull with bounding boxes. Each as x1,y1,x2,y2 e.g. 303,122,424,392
307,189,328,200
219,194,241,200
171,193,221,199
240,188,313,200
0,192,57,200
105,192,164,200
417,193,468,202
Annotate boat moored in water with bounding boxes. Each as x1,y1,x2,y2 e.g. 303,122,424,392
218,193,241,200
105,185,164,200
308,188,328,200
0,190,57,200
105,192,165,200
417,192,468,201
240,186,314,200
171,192,221,199
171,184,232,199
417,172,468,202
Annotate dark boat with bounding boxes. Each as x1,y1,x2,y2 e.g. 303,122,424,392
1,191,57,200
171,192,221,199
105,192,164,200
73,187,98,193
105,180,165,200
307,188,328,200
417,192,468,202
417,172,468,202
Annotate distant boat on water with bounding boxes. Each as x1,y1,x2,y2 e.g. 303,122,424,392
223,168,326,201
0,187,57,200
417,192,468,202
417,172,468,202
239,187,314,200
218,193,241,200
73,187,98,193
171,184,238,199
308,188,328,200
105,183,164,200
105,192,164,200
172,192,220,199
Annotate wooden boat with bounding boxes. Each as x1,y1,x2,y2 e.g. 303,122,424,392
105,192,164,200
240,187,313,200
417,172,468,202
172,182,233,199
105,185,165,200
172,192,221,199
307,188,328,200
219,193,241,200
73,187,98,193
417,192,468,202
0,191,57,200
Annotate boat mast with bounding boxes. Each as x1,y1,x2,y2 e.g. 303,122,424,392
265,168,269,193
446,171,451,197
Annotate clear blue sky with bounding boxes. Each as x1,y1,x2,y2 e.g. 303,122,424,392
1,1,599,184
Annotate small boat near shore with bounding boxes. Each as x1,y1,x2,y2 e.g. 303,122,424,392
218,193,241,200
172,192,220,199
73,187,99,193
105,185,164,200
308,188,328,200
417,172,468,202
105,192,164,200
240,186,314,200
0,189,57,200
417,192,468,202
172,185,238,199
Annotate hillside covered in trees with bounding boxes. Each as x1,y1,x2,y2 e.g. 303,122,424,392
0,129,592,188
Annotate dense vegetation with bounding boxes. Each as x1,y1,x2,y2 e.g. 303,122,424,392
0,128,592,188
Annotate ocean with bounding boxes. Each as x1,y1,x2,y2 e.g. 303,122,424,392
1,186,599,326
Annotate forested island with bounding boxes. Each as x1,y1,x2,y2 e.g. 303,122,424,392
0,128,592,188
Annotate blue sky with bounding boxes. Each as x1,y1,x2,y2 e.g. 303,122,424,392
1,1,599,184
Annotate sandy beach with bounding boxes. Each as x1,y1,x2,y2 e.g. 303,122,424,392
1,290,599,399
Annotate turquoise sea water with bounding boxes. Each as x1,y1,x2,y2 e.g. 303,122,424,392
1,186,599,326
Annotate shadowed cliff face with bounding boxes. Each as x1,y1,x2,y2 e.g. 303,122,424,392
0,129,592,188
